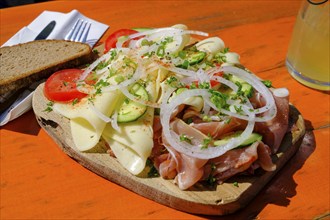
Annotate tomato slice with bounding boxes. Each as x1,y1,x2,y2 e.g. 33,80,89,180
210,71,224,88
44,69,88,102
104,29,139,53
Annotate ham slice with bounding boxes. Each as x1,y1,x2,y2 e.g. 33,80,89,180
155,118,208,190
157,143,208,190
155,139,275,189
191,117,246,139
252,91,289,153
203,141,276,184
151,87,288,190
175,152,208,190
153,116,277,189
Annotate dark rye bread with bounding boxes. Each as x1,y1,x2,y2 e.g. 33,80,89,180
0,40,95,95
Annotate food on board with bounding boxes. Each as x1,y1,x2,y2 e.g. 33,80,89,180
42,25,292,190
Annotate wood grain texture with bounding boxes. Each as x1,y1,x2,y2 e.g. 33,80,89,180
1,1,329,219
31,82,305,216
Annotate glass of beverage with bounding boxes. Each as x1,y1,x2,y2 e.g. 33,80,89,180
286,0,329,91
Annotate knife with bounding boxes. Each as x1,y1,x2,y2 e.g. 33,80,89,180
34,20,56,40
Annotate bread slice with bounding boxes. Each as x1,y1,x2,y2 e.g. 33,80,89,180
0,40,95,95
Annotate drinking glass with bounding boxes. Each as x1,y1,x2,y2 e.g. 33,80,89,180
286,0,329,91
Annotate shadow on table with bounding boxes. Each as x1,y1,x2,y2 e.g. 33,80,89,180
198,120,316,220
2,110,41,136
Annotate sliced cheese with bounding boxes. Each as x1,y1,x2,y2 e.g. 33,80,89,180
53,90,121,151
102,106,154,175
103,138,145,173
102,68,164,175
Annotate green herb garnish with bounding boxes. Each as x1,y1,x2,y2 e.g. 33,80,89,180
209,90,228,110
180,134,192,144
146,159,160,178
262,80,272,88
156,45,165,57
72,98,79,106
178,50,187,59
201,135,212,149
43,101,54,112
141,39,154,46
96,60,110,70
186,118,193,124
206,163,217,186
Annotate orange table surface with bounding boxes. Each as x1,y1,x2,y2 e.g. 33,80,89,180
1,1,329,219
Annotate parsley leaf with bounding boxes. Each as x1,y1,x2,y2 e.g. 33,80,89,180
43,101,54,112
180,134,192,144
262,80,272,88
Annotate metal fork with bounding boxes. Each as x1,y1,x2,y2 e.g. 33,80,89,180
65,19,91,43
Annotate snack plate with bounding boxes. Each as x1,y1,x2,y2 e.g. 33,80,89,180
32,83,305,216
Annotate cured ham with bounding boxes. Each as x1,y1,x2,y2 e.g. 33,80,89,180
151,87,285,189
152,117,277,190
191,117,246,139
203,141,275,184
155,144,208,190
154,131,276,189
253,91,290,153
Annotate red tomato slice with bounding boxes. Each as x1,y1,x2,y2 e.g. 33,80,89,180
210,80,220,88
210,71,224,88
104,29,139,53
44,69,88,102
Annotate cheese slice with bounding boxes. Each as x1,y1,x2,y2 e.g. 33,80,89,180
102,67,166,175
53,90,121,151
102,106,154,175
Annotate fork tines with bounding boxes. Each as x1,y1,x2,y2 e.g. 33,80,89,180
65,19,91,43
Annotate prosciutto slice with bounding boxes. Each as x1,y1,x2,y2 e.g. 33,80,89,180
203,141,276,184
151,88,287,190
157,144,208,190
191,116,246,139
153,115,277,189
155,118,208,190
252,91,290,153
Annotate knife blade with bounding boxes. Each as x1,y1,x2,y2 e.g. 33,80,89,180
34,20,56,40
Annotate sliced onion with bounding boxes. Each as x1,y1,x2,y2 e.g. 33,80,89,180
117,27,208,49
161,64,197,77
220,66,276,116
196,68,210,84
89,102,112,123
157,83,177,105
179,76,196,85
79,51,111,81
160,89,255,159
89,102,120,131
101,65,143,92
110,110,120,131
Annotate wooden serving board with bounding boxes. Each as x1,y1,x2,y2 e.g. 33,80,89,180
32,83,305,216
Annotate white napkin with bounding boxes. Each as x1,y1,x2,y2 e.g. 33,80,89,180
2,9,108,47
0,10,109,126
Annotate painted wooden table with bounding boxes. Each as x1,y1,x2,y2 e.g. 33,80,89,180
1,1,329,219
